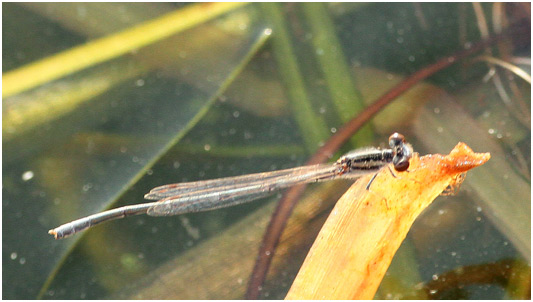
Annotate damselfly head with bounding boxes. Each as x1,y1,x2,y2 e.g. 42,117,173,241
388,133,412,172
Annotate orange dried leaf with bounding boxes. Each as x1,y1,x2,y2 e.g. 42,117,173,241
286,142,490,300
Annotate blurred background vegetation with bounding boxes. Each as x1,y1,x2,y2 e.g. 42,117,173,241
3,2,530,299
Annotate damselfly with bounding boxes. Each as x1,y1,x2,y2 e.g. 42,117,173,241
49,133,412,239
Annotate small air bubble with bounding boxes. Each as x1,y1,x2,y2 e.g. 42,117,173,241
10,252,17,260
22,171,34,181
82,183,93,192
135,79,145,87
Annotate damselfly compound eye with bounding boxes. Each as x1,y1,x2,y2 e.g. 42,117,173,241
389,133,405,149
393,156,410,172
